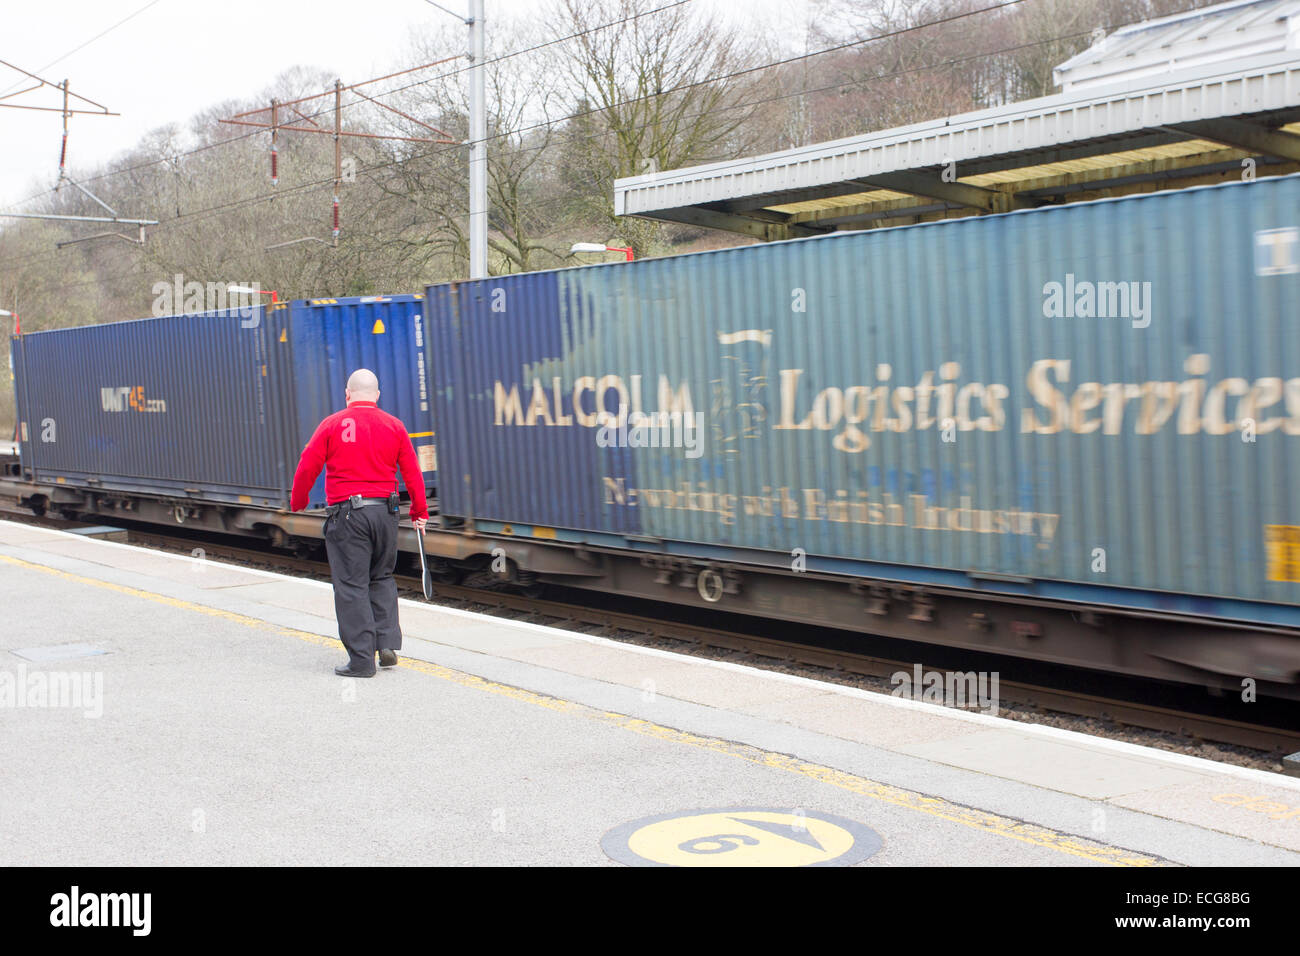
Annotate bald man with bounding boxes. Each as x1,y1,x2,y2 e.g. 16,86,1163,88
291,368,430,677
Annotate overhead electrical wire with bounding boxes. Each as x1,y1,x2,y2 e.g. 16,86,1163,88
4,0,1019,223
0,0,697,215
4,0,1155,284
6,16,1120,287
0,0,166,97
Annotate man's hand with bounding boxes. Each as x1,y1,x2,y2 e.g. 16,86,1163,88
413,517,427,532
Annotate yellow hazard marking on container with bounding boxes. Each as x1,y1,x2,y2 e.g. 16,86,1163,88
0,550,1173,868
603,808,876,867
531,526,556,539
408,431,434,438
279,329,287,343
372,319,385,334
1265,525,1300,583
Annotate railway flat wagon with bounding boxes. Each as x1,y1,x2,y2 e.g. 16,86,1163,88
427,173,1300,634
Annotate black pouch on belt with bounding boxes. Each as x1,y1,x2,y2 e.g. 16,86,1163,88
388,492,400,514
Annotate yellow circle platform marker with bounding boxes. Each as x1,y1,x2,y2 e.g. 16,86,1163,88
602,807,882,867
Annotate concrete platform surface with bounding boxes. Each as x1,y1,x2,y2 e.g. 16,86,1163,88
1,518,1298,867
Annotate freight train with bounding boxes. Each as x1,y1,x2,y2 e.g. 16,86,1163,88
6,173,1300,698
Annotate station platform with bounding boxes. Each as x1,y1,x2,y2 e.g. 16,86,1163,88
2,518,1299,867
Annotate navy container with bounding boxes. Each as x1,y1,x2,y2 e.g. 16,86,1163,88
428,173,1300,627
284,295,437,509
11,305,293,506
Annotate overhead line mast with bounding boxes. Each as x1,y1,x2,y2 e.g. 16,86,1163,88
0,60,157,247
425,0,487,278
219,59,460,247
468,0,487,279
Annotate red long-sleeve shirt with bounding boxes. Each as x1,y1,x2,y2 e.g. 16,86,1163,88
290,401,429,520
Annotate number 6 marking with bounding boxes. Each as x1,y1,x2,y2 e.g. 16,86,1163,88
678,833,760,855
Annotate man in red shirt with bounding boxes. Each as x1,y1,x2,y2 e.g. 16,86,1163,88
291,368,429,677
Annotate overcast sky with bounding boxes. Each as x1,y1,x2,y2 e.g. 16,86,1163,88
0,0,810,211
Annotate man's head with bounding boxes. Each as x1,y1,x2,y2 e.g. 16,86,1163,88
345,368,380,405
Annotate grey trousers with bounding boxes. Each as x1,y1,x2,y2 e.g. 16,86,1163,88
324,503,401,670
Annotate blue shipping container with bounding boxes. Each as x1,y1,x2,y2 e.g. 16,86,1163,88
284,295,437,508
427,173,1300,626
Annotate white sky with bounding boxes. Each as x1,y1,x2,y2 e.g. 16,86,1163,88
0,0,810,211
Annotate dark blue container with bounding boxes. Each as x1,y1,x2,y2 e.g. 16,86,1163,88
11,305,293,506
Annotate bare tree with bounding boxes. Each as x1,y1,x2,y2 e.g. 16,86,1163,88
553,0,771,256
806,0,1228,135
365,17,576,279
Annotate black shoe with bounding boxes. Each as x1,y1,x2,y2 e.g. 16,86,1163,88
378,648,398,668
335,664,376,678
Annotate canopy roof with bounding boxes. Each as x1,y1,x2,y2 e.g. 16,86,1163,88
615,0,1300,240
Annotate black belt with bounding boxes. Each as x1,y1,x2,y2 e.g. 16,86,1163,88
326,496,390,516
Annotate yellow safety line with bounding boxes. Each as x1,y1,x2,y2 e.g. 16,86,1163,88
0,551,1170,866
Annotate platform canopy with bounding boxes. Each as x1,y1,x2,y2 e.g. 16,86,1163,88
614,0,1300,240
